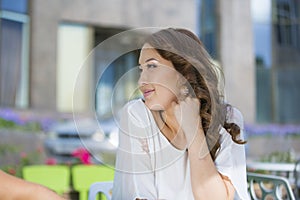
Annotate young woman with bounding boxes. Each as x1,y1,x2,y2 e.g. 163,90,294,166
112,28,249,200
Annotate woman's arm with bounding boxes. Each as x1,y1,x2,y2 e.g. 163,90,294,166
187,128,235,200
173,98,235,200
0,170,65,200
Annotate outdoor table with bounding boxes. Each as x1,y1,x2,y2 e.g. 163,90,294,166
247,160,299,180
247,161,296,172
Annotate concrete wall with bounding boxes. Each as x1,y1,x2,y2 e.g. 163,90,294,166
218,0,256,123
30,1,60,110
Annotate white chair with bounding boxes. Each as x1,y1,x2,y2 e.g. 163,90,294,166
88,181,113,200
247,172,296,200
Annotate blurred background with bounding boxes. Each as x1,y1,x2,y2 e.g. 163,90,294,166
0,0,300,197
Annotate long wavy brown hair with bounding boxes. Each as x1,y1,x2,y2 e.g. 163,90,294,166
144,28,246,160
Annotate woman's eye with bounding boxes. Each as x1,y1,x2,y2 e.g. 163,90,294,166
146,63,157,68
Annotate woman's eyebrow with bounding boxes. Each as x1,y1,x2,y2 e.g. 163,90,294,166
145,58,158,63
138,58,158,65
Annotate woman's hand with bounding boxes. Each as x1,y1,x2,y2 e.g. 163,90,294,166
172,97,203,146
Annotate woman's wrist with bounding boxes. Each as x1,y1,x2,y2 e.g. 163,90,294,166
171,129,187,150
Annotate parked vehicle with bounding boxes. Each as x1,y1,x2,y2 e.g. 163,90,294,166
44,118,118,165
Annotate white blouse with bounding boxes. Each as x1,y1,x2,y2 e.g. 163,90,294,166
112,99,250,200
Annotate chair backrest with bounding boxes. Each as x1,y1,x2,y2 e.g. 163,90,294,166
293,159,300,198
247,172,296,200
88,181,113,200
72,165,114,200
22,165,70,195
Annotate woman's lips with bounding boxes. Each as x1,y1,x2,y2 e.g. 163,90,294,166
143,89,155,98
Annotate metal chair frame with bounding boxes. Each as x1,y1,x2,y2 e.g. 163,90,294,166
247,172,296,200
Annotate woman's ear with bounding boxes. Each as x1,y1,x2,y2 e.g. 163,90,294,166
176,73,188,87
176,75,190,100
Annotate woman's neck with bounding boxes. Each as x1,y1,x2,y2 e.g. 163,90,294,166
161,110,179,133
152,109,187,150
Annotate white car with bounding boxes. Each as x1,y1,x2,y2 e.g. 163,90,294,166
44,118,118,165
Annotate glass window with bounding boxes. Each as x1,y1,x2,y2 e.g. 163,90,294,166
273,0,300,123
275,0,299,49
276,67,300,123
254,0,300,123
198,0,217,58
93,28,140,119
252,0,272,67
0,16,29,108
252,0,273,122
95,50,140,119
0,0,29,108
0,19,23,106
0,0,28,13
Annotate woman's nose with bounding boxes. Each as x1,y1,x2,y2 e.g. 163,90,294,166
138,70,147,86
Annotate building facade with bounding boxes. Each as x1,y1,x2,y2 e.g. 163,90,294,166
0,0,256,123
253,0,300,123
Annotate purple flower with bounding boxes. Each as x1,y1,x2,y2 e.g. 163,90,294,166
39,118,55,132
245,123,300,136
0,108,20,123
0,108,57,131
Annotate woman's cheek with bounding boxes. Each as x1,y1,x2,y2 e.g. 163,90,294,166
158,86,178,104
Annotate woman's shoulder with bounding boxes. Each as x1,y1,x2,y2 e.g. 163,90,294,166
120,99,151,125
121,98,146,114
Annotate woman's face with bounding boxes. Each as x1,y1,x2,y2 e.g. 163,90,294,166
138,43,181,111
